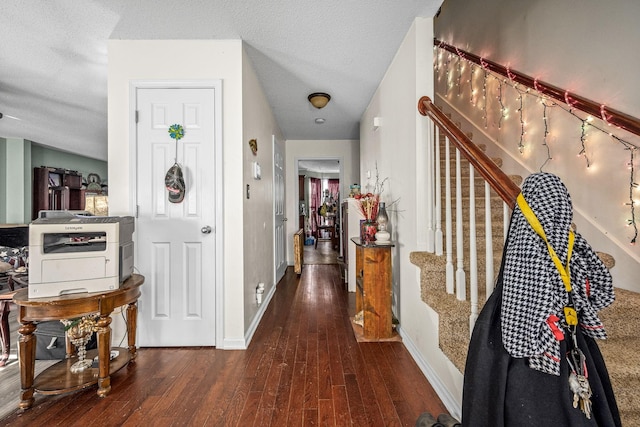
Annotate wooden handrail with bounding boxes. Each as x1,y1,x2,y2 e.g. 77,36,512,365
434,39,640,138
418,96,521,208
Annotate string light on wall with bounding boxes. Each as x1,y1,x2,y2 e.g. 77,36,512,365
456,56,463,97
435,40,640,244
515,85,527,153
623,141,638,244
578,117,592,168
445,53,452,96
497,80,507,129
469,64,476,106
482,70,488,129
540,100,554,171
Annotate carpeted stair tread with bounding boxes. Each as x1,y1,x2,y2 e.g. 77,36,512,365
599,288,640,338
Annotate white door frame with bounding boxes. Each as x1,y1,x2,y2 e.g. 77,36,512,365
128,80,225,348
294,156,344,248
273,135,287,285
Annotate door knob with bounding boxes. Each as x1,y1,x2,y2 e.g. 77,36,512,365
201,225,212,234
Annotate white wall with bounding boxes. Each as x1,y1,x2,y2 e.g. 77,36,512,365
284,139,359,265
360,18,463,417
241,46,285,332
107,40,246,347
434,0,640,292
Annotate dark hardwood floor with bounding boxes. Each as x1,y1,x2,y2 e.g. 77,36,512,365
303,240,339,265
1,264,446,426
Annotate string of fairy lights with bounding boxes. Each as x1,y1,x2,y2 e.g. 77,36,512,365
435,45,639,245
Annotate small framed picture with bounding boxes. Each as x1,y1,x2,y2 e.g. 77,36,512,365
48,173,61,187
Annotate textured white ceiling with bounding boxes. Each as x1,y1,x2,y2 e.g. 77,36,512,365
298,159,340,174
0,0,441,160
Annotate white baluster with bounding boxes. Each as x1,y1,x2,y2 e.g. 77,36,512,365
445,137,454,294
455,148,466,301
485,181,495,298
503,202,510,242
434,126,443,256
419,118,434,252
469,165,478,329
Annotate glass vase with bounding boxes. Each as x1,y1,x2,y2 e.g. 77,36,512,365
360,220,377,244
67,324,94,373
375,202,391,243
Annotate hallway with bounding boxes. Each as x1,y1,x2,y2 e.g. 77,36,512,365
1,264,446,426
303,240,339,265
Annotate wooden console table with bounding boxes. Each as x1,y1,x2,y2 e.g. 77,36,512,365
12,274,144,409
351,238,394,340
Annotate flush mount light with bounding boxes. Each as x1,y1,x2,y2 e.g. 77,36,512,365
308,92,331,109
315,118,326,124
0,112,21,120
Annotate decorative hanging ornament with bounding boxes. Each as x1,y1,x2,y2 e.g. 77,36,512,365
165,124,186,203
168,124,185,141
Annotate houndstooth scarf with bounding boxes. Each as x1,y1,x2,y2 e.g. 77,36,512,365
501,173,614,376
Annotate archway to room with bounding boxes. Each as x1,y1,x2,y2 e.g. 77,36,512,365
295,158,342,265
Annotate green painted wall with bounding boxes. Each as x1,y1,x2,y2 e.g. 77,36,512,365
0,138,6,223
31,144,108,185
0,140,107,224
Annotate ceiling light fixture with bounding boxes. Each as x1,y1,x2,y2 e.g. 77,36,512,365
308,92,331,109
315,118,326,124
0,112,21,120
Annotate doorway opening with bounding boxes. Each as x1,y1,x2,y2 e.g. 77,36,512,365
296,158,341,265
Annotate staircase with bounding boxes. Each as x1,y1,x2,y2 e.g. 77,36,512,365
412,103,640,425
411,132,515,372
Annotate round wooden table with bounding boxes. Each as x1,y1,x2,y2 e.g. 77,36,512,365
13,274,144,409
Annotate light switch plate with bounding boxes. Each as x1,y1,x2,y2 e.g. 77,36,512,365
252,161,262,180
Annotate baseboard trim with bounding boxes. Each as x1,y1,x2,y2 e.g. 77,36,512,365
239,281,277,349
398,326,462,421
221,337,247,350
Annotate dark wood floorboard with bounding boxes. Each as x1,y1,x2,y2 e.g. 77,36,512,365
0,265,447,426
303,241,338,265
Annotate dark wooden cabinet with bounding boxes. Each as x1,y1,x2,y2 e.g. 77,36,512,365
32,167,85,220
352,238,394,340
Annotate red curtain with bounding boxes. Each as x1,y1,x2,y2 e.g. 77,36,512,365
328,179,340,201
310,178,321,233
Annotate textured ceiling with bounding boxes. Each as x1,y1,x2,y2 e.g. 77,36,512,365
298,160,340,174
0,1,441,160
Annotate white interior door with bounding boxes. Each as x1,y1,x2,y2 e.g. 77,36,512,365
273,137,287,284
135,87,217,346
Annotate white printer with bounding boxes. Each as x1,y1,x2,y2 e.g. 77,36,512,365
29,215,134,298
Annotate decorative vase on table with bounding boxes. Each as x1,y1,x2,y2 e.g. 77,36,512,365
62,317,97,373
354,191,380,244
360,220,378,244
375,202,391,243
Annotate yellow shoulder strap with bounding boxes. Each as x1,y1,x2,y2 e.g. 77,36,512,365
516,193,575,293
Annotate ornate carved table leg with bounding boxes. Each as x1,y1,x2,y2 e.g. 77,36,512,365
127,302,138,360
96,314,112,397
18,321,36,409
0,301,10,365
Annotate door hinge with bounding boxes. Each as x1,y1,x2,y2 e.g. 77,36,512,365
135,110,139,123
136,205,140,218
